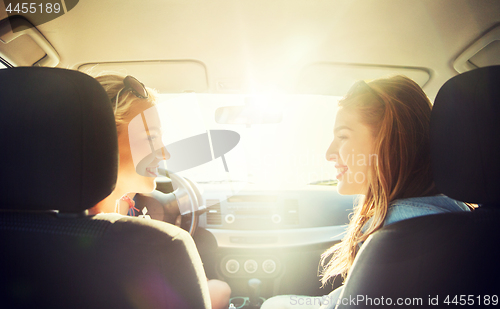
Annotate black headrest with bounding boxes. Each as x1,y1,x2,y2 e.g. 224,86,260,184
431,66,500,205
0,67,118,212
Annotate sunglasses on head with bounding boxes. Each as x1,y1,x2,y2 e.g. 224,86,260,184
112,75,149,114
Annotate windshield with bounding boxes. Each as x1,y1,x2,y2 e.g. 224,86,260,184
154,93,341,189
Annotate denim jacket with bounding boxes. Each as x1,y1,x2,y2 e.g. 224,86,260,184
384,195,470,226
320,196,470,309
361,195,469,235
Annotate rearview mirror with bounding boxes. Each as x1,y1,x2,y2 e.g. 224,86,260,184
214,97,283,125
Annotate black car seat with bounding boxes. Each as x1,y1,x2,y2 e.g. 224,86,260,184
337,66,500,308
0,67,211,309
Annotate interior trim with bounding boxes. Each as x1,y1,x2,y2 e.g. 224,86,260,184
0,16,60,67
207,225,346,249
454,24,500,73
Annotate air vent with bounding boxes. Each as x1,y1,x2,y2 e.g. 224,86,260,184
284,199,299,225
206,199,222,225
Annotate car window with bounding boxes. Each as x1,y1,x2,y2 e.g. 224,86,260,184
156,93,341,190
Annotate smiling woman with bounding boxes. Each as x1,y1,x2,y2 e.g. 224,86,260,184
327,107,377,195
86,72,232,309
321,76,472,282
88,73,166,215
261,75,471,309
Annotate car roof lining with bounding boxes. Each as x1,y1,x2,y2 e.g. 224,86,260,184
1,0,499,97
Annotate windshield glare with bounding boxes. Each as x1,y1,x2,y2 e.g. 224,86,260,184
154,93,341,189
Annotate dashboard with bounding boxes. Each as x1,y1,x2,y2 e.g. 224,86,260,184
195,184,355,298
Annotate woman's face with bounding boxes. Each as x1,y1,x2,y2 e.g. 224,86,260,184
325,107,377,195
116,102,170,194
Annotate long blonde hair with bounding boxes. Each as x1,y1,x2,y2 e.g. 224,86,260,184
320,76,438,285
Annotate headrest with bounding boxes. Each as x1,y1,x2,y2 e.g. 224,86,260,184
431,66,500,205
0,67,118,212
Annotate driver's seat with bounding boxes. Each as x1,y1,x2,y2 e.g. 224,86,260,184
0,67,211,308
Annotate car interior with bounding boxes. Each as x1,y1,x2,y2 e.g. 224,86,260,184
0,1,499,308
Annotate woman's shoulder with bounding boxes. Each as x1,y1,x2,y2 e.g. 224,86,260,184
389,195,470,211
385,195,470,226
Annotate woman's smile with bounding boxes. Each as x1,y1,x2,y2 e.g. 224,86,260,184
335,163,348,179
326,108,376,195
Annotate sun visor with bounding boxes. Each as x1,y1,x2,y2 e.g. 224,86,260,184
78,60,208,93
296,63,430,96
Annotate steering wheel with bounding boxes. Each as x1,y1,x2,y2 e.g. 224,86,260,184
134,173,202,236
169,172,201,235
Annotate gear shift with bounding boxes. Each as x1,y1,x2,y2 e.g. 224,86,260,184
247,278,262,308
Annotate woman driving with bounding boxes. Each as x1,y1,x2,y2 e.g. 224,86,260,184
89,74,166,215
88,73,231,309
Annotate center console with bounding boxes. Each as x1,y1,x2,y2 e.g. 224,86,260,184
195,185,354,306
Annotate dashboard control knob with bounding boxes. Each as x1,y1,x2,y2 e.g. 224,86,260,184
226,259,240,274
262,259,277,274
225,214,235,224
271,214,281,224
244,259,258,274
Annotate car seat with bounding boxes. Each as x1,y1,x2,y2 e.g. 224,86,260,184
0,67,211,309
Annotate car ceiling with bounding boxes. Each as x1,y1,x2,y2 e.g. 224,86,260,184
1,0,499,98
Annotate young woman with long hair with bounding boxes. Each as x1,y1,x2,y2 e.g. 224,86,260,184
261,75,470,309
